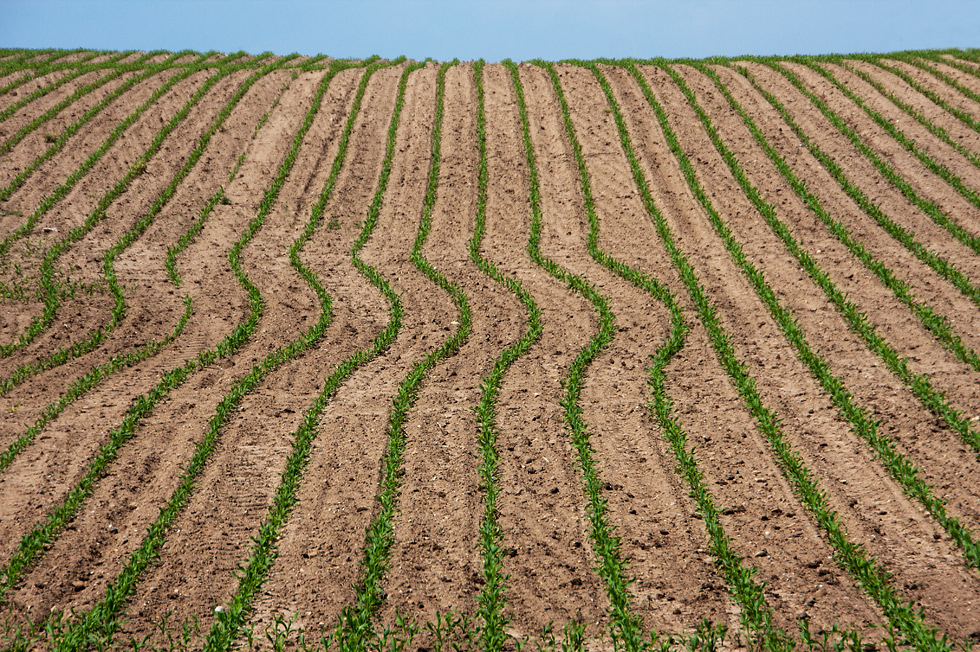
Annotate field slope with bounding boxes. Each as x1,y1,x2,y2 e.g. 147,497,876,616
1,47,980,652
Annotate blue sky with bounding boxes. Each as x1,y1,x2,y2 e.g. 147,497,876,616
1,0,978,62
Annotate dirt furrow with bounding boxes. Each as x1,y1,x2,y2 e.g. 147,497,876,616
379,63,524,627
520,63,731,635
600,65,886,637
778,61,980,233
661,62,980,638
0,67,294,562
4,65,364,629
736,62,980,296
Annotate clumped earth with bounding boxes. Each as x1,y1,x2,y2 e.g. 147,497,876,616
1,47,980,652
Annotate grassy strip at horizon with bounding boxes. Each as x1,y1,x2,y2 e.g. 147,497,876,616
691,60,980,570
509,59,652,650
622,60,951,650
0,50,134,124
731,63,980,456
0,50,171,156
761,59,980,260
0,58,297,477
1,56,379,651
191,57,405,652
800,59,980,231
730,61,980,315
468,60,544,651
0,50,196,203
551,58,802,651
0,50,253,377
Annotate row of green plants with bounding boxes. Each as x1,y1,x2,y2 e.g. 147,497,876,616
685,61,980,570
0,51,266,389
730,61,980,455
331,58,483,651
0,48,66,75
16,57,379,652
548,59,800,651
468,60,543,651
613,60,952,650
0,50,107,96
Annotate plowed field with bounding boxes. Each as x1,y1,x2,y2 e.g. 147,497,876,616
1,48,980,652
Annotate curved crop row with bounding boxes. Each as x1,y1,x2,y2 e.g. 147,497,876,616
885,53,980,120
715,60,980,373
468,60,543,651
623,60,950,651
196,57,406,652
334,59,480,651
0,50,236,261
584,59,813,652
0,50,108,97
0,56,319,613
0,54,293,475
731,62,980,311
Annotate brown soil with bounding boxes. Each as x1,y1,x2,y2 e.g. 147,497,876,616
2,50,980,650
